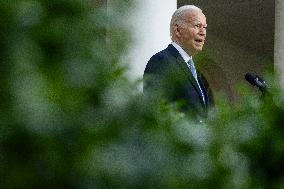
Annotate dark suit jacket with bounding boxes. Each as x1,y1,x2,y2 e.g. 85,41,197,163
143,44,213,119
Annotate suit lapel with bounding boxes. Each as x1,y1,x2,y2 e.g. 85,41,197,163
167,44,206,105
197,74,209,107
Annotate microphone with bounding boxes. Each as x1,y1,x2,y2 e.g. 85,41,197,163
245,73,268,92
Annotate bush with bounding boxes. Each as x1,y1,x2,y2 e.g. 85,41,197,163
1,1,284,189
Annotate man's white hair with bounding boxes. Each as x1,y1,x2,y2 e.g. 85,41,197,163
170,5,202,37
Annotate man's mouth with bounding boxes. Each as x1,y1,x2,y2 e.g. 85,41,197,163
195,39,204,43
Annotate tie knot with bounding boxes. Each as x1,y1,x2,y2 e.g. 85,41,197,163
187,58,194,65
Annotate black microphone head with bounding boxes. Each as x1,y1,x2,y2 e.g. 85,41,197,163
245,73,256,86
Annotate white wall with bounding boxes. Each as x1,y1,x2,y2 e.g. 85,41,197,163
120,0,177,81
275,0,284,89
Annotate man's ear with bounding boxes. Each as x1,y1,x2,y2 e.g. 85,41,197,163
174,24,181,37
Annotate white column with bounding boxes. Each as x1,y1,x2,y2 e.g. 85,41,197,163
275,0,284,89
108,0,177,82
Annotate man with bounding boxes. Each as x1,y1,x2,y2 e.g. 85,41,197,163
143,5,213,119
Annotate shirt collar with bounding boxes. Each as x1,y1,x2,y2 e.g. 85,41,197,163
171,42,192,63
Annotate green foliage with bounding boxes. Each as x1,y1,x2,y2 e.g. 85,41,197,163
1,1,284,189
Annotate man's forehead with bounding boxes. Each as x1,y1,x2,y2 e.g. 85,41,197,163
185,11,206,23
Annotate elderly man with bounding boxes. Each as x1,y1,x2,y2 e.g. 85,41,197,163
143,5,213,119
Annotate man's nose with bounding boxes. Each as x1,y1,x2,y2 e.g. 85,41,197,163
199,28,206,36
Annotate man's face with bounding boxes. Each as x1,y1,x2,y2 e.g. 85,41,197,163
175,11,207,55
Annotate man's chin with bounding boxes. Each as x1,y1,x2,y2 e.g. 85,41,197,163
193,47,203,53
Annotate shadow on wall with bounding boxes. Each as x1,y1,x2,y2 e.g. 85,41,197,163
195,51,234,103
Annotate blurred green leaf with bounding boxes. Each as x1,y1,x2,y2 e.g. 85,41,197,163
1,1,284,189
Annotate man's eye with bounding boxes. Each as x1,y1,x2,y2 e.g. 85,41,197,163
195,24,207,29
